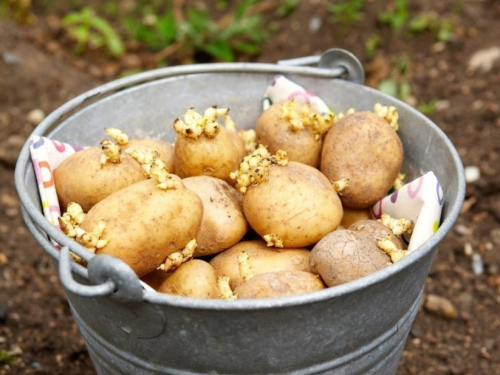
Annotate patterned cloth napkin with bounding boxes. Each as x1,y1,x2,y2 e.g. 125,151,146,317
30,75,443,257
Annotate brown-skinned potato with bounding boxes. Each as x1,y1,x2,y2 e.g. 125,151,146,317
349,219,404,250
104,128,176,173
234,270,325,299
310,229,391,287
157,260,219,299
79,175,203,278
54,143,147,212
241,160,343,248
321,111,403,209
125,138,176,173
173,107,241,183
182,176,248,257
209,240,315,289
256,100,333,168
340,207,373,228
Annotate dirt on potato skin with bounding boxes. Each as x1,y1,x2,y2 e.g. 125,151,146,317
1,0,500,374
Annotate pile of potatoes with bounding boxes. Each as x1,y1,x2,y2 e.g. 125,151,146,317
54,99,413,300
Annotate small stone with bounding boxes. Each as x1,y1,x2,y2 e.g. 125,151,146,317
490,228,500,246
468,46,500,73
0,253,8,265
2,52,23,65
435,100,450,112
431,42,446,53
7,345,22,356
472,251,484,275
1,193,19,208
0,135,26,167
121,54,142,69
463,242,473,257
309,17,322,33
454,224,472,236
464,166,480,183
31,362,41,369
424,294,457,319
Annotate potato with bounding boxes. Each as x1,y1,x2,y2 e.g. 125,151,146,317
54,140,146,212
157,260,219,299
105,127,176,174
256,100,333,167
321,111,403,209
349,219,404,250
234,270,325,299
236,151,343,248
78,173,203,277
173,107,240,182
126,139,175,173
182,176,248,257
340,207,373,228
310,229,391,287
141,269,170,290
209,240,315,289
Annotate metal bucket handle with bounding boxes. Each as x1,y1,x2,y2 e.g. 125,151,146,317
17,48,365,302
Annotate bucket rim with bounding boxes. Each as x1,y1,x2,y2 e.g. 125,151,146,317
15,62,466,310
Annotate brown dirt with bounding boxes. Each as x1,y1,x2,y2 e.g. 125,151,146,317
1,0,500,374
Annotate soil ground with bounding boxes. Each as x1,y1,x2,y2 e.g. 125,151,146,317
1,0,500,374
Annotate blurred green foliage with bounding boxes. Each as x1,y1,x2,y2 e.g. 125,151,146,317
62,7,125,57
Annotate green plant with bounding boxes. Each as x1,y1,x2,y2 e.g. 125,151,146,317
126,1,268,63
377,78,411,101
364,34,381,60
62,7,125,57
276,0,301,17
328,0,365,27
418,100,438,115
0,349,16,365
409,12,454,42
378,0,409,33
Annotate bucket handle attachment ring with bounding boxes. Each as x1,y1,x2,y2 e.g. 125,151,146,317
59,246,144,302
277,48,365,84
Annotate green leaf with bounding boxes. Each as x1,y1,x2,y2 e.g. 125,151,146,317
203,41,234,62
157,9,177,43
399,80,411,100
62,12,84,25
235,0,259,19
106,35,125,57
409,13,436,33
377,79,399,98
234,40,260,55
0,350,16,365
276,0,300,17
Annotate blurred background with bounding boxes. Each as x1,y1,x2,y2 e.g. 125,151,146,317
1,0,499,374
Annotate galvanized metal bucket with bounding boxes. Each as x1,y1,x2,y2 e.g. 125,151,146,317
15,49,465,374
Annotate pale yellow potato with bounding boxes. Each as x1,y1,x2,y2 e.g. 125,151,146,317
174,126,240,183
182,176,248,257
125,138,176,173
310,229,391,287
234,270,325,299
243,161,343,248
321,111,403,209
157,260,219,299
80,176,203,277
256,101,323,167
340,207,373,228
54,147,146,212
209,240,315,289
